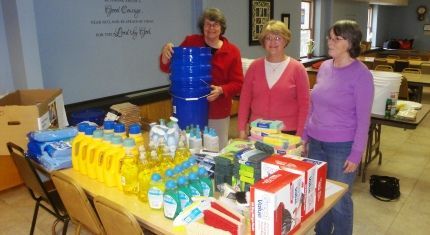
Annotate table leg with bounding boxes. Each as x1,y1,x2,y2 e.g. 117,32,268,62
417,86,423,103
362,123,383,182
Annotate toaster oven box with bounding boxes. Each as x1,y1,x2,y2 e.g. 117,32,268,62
261,155,317,221
251,170,302,235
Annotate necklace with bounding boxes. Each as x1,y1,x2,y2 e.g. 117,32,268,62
268,62,283,72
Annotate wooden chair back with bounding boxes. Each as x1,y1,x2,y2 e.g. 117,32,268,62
94,196,144,235
420,62,430,74
374,65,394,72
51,171,105,235
394,60,410,72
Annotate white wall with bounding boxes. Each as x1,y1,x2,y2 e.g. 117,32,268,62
0,0,14,95
204,0,302,59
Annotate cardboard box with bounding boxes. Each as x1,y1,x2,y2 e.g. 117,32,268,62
0,89,68,155
261,155,317,221
301,158,327,212
251,170,302,235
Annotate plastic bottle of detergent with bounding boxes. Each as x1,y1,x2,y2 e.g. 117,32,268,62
85,129,104,179
176,176,193,210
103,120,115,134
163,180,181,220
164,168,176,182
197,167,213,197
95,133,114,183
71,123,89,171
148,173,165,210
128,123,144,152
103,136,124,187
188,172,203,197
120,138,139,194
113,122,127,139
137,151,152,202
77,125,96,175
188,157,199,173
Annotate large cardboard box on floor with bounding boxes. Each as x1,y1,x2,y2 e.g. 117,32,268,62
0,89,68,190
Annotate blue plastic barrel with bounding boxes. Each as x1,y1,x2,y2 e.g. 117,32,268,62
170,47,212,129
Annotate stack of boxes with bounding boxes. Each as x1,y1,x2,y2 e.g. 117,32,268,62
234,148,269,191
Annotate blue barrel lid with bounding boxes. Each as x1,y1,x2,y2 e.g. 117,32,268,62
128,123,141,134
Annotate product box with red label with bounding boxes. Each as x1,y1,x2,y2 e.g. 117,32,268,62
301,157,327,211
261,155,316,221
251,170,303,235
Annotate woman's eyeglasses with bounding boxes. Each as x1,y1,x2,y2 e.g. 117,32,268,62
204,22,221,29
264,35,283,42
326,36,346,42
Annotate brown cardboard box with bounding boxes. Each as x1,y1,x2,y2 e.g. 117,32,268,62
0,89,68,190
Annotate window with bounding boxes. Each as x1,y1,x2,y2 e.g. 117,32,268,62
366,6,373,42
300,1,314,58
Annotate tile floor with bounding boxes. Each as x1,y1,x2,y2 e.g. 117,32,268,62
1,88,429,235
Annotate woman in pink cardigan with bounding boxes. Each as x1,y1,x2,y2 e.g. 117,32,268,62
238,20,310,138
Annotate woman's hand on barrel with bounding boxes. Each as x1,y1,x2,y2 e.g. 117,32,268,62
207,85,223,101
161,42,174,64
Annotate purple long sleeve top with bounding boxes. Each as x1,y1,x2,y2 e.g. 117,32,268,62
303,59,374,164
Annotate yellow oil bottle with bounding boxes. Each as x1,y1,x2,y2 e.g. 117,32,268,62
77,125,96,175
103,135,124,187
121,138,139,194
71,123,89,171
95,133,114,183
85,129,104,179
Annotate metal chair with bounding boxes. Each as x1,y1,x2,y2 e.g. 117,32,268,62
386,55,400,60
93,196,144,235
402,68,422,74
408,56,421,61
372,58,388,69
374,65,394,72
51,171,105,235
7,142,69,235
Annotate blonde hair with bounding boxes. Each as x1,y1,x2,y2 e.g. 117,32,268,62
258,20,291,46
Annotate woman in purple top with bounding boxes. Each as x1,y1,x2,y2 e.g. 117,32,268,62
303,20,374,235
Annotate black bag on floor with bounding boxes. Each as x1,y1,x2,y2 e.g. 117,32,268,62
369,175,400,201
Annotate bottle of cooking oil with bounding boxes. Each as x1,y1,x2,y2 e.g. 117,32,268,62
137,149,152,202
128,123,144,152
72,123,89,171
120,138,139,194
86,129,104,179
95,133,114,183
77,125,96,175
103,136,124,187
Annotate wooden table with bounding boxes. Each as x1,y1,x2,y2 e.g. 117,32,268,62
59,168,348,235
358,56,426,67
402,73,430,103
361,104,430,182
